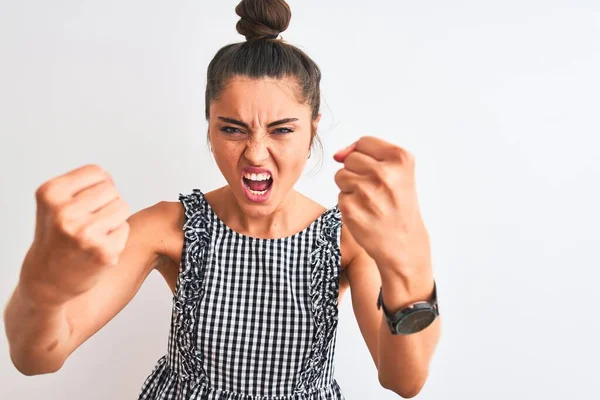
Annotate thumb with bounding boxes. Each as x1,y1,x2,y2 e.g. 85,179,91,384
333,141,357,163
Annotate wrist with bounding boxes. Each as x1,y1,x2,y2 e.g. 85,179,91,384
379,268,435,311
16,279,68,312
19,246,72,309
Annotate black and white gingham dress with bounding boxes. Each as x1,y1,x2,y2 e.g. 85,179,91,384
138,189,346,399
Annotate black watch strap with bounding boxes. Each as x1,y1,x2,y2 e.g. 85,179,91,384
377,280,439,335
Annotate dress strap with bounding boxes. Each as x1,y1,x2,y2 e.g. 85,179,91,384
170,189,211,382
322,205,342,248
294,204,343,393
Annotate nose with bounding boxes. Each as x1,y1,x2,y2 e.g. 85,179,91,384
243,139,270,165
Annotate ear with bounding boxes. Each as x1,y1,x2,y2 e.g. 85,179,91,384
314,113,323,125
311,113,322,134
206,127,213,153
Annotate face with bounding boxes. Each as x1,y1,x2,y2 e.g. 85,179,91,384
208,76,321,217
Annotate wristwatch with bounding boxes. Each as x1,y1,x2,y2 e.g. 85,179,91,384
377,280,440,335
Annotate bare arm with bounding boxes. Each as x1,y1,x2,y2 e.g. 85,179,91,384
3,165,171,375
4,203,169,375
342,224,440,398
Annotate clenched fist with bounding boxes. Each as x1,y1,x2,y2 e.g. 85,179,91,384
333,137,431,277
20,164,131,306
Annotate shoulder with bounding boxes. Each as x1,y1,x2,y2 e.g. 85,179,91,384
126,199,188,293
132,200,183,232
127,200,185,269
294,191,329,219
149,199,185,228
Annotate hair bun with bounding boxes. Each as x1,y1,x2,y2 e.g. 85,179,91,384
235,0,291,41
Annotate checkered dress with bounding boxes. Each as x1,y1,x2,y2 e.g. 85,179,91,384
138,189,346,399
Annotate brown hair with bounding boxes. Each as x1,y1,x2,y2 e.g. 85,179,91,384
205,0,322,150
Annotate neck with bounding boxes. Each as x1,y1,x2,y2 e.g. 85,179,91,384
221,186,301,239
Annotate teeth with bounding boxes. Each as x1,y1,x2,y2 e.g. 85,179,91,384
244,172,271,181
248,188,268,195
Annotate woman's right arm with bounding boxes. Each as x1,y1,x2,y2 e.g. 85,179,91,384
3,164,171,376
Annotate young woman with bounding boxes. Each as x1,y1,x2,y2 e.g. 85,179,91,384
4,1,441,399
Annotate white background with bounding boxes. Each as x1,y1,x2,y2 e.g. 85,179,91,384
1,0,599,399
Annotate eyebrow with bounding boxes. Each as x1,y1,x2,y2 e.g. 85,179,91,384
217,116,299,129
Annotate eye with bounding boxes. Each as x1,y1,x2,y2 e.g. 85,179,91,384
220,126,244,134
272,127,294,135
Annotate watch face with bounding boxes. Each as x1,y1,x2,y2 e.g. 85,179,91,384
397,309,437,334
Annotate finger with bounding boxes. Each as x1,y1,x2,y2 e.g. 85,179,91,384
103,222,130,265
83,221,130,266
353,136,397,161
333,141,357,163
334,168,364,193
40,165,111,205
353,136,412,163
87,197,131,234
71,180,120,214
338,192,369,226
64,165,111,197
343,150,380,176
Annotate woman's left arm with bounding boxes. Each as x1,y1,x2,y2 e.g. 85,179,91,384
345,244,440,398
334,137,442,398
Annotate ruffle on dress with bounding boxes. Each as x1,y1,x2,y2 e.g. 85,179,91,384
138,190,345,400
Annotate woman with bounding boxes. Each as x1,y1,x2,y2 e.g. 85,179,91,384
4,0,441,399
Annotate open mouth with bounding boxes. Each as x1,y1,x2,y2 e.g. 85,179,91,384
242,171,273,196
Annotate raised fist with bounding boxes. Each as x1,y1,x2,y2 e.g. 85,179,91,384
21,164,131,305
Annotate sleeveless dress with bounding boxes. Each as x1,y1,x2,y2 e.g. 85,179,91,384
138,189,346,400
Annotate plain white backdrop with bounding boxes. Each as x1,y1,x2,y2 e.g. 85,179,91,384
1,0,599,398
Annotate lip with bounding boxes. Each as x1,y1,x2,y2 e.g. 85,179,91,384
240,166,273,204
242,166,273,176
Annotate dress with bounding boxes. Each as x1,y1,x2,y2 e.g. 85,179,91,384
138,189,346,399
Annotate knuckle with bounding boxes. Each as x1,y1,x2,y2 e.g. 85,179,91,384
105,171,115,182
105,186,122,206
389,146,405,160
357,185,370,198
334,168,345,184
356,136,369,147
35,181,58,204
121,221,131,236
97,178,113,191
338,199,351,217
54,207,77,235
114,203,131,224
101,184,119,202
118,198,130,214
364,192,377,209
112,221,130,245
75,225,100,249
84,163,106,175
372,166,386,182
393,147,414,164
344,152,358,166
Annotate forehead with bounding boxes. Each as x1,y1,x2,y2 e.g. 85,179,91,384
210,76,309,118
